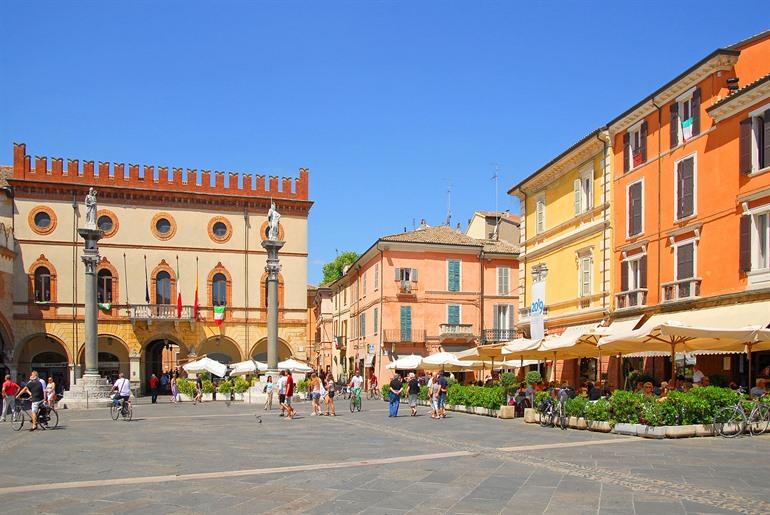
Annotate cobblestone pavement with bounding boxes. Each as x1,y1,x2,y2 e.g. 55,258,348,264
0,398,768,514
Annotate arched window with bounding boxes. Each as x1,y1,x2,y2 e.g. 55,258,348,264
156,271,171,305
97,269,113,303
212,273,227,306
34,267,51,302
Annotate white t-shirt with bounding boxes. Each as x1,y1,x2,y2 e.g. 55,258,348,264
114,378,131,397
350,375,363,389
277,376,287,394
692,370,704,384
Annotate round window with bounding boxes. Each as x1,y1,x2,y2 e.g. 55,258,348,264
34,211,51,229
155,218,172,234
212,221,228,237
97,215,113,232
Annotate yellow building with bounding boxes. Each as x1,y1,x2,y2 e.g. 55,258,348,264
508,129,613,385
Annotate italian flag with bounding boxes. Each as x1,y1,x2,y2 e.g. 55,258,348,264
176,261,183,318
681,117,693,141
213,305,225,326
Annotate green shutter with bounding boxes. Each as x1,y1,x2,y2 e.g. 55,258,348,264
448,260,460,292
373,307,379,334
400,306,412,341
448,305,460,324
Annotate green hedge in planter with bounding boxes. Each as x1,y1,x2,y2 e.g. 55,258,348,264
584,398,610,421
201,380,215,394
296,379,309,393
233,376,249,393
534,391,550,413
176,378,195,397
446,384,505,409
565,396,588,418
525,370,542,386
217,380,233,394
609,390,641,424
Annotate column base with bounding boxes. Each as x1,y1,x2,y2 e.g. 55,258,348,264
62,376,115,409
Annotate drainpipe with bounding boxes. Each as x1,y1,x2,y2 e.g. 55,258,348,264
71,193,78,386
521,192,528,336
479,248,484,345
595,130,609,314
651,98,663,375
377,245,384,383
243,206,249,361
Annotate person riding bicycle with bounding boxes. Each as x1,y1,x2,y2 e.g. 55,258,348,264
111,372,132,413
369,373,378,396
349,370,364,404
15,370,45,431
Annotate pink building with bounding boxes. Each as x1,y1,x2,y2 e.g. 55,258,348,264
323,222,520,382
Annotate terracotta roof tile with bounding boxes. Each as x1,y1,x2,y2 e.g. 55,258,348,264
380,225,519,254
707,73,770,112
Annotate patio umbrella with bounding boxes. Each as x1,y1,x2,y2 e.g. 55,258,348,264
277,359,313,373
229,359,268,377
386,354,423,370
183,357,228,378
421,352,465,371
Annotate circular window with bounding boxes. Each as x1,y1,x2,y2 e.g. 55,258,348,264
34,211,51,229
98,215,113,232
151,213,177,241
259,220,284,241
208,216,232,243
96,209,119,238
28,206,57,236
156,218,171,234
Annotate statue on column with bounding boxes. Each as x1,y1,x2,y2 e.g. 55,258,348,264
267,201,281,240
85,188,98,230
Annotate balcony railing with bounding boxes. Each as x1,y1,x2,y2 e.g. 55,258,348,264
481,328,516,344
398,280,416,295
615,289,648,309
129,304,196,322
383,329,426,343
661,278,701,302
438,323,475,343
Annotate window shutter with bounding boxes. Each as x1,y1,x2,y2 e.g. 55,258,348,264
411,268,418,282
394,267,401,281
691,88,701,136
492,304,500,330
448,260,460,291
740,214,752,273
620,261,628,292
628,186,635,236
740,118,753,175
677,244,694,280
670,103,679,149
640,121,648,163
573,178,582,214
681,158,694,218
506,304,514,331
585,176,593,209
623,132,630,173
676,161,684,219
763,111,770,169
448,305,460,325
640,255,648,289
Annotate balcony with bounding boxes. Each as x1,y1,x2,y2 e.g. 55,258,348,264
481,328,516,344
383,329,426,343
615,289,648,310
128,304,196,324
397,280,417,297
438,323,475,344
661,278,701,303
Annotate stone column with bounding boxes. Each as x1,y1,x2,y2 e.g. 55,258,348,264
79,227,103,378
261,239,284,369
129,351,141,393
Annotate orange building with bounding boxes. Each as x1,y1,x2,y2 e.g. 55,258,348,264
609,30,770,384
321,222,520,382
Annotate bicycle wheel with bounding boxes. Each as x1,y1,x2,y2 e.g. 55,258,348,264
123,404,133,422
539,407,553,427
10,410,24,431
356,396,362,412
349,396,355,413
110,404,120,421
558,403,567,430
46,408,59,429
749,403,770,436
714,406,746,438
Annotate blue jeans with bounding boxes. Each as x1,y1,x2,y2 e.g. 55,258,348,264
388,392,400,417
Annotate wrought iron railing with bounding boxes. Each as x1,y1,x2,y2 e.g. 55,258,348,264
383,329,426,343
481,328,516,343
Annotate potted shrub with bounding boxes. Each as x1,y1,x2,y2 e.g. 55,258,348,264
584,398,611,432
609,390,641,435
176,378,195,402
566,396,588,429
498,373,517,419
232,376,249,401
217,379,233,401
201,379,215,401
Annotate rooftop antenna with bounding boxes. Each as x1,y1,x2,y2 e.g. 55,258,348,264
491,163,501,240
445,181,452,226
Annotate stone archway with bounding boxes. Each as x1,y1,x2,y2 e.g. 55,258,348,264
77,335,130,384
142,335,187,395
198,336,242,364
250,338,293,363
15,333,71,391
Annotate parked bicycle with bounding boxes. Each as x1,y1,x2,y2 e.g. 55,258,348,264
714,388,770,438
11,397,59,431
110,395,133,421
538,396,567,430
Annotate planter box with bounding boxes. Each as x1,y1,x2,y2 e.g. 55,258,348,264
575,417,587,430
587,420,612,433
202,393,213,401
524,408,538,423
639,425,666,439
664,425,696,439
498,405,515,419
613,423,638,436
695,424,715,437
178,393,193,402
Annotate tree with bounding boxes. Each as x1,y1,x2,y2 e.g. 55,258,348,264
322,251,359,285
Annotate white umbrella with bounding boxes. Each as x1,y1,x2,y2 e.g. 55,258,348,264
386,354,423,370
277,359,313,373
422,352,465,370
183,357,228,378
229,359,268,377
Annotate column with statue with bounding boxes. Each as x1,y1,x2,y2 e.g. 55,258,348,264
262,202,284,369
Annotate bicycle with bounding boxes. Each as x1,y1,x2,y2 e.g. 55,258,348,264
110,396,133,421
747,395,770,437
11,398,59,431
349,387,362,413
539,398,555,428
714,389,748,438
367,386,380,400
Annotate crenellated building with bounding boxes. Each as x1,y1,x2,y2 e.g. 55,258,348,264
1,143,312,393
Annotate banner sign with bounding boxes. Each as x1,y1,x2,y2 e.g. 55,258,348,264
530,279,545,340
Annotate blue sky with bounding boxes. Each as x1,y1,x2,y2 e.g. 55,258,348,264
1,1,766,284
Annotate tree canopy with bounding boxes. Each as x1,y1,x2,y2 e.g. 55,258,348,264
322,251,360,285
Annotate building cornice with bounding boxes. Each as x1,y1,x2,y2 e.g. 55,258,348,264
707,76,770,122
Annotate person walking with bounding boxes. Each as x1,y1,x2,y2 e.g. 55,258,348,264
16,371,45,431
283,371,296,419
45,376,57,407
388,373,403,417
1,375,19,422
407,372,419,417
309,372,322,416
430,373,441,419
193,375,203,404
170,372,178,403
149,374,159,404
438,372,448,418
324,375,336,416
277,371,288,417
263,375,274,411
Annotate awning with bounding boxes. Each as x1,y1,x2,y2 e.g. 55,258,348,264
386,354,422,370
277,359,313,373
441,344,475,353
455,343,507,361
638,301,770,332
183,357,227,378
538,322,604,359
229,360,268,377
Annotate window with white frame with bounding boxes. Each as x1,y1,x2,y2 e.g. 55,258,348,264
578,255,592,298
535,195,545,234
496,266,510,295
627,180,644,237
573,168,593,214
670,88,701,148
447,304,461,325
674,154,696,221
753,211,770,270
625,121,647,171
740,103,770,175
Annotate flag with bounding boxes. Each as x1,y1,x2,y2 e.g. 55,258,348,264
213,305,225,326
193,271,199,320
681,117,693,141
98,302,112,311
176,260,183,318
144,261,150,303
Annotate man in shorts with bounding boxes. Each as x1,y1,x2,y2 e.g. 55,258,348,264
407,373,419,417
284,371,296,419
438,372,448,418
277,370,288,417
111,372,132,413
15,370,45,431
430,373,441,419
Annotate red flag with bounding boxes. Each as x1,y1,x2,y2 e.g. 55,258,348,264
176,261,182,318
193,273,199,320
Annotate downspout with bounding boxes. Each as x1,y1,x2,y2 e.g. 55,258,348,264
243,206,249,361
377,245,384,382
479,248,484,344
651,98,663,376
71,194,78,386
595,130,609,314
522,191,528,336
